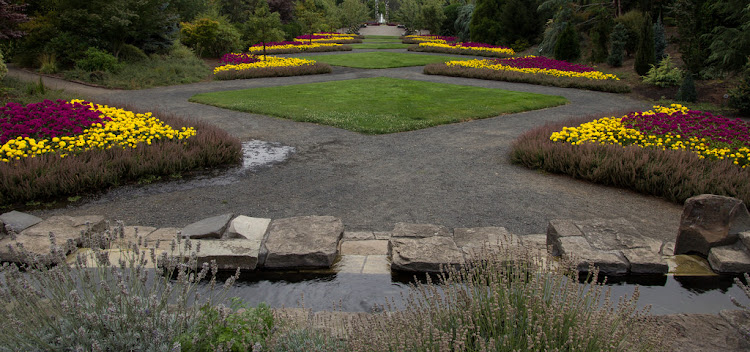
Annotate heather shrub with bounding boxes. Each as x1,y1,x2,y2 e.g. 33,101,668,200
266,327,345,351
117,43,149,62
213,62,331,80
176,299,274,351
345,246,665,351
643,55,683,87
75,47,121,73
0,223,240,351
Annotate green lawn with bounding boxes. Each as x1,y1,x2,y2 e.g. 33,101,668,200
350,43,410,49
300,52,468,68
362,35,401,40
189,77,568,134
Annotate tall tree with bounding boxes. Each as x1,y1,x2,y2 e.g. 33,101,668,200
245,1,285,58
454,4,474,42
421,0,445,35
339,0,368,34
296,0,324,43
634,13,655,75
394,0,422,34
704,0,750,72
469,0,504,45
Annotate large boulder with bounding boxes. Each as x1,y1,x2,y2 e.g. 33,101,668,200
0,211,43,234
675,194,750,257
0,215,106,264
389,236,464,273
261,216,344,269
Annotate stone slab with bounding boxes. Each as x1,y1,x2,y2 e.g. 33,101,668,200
392,223,451,238
374,231,392,240
114,226,157,249
453,226,518,248
343,231,375,240
740,232,750,251
389,236,463,273
661,241,676,256
334,255,366,273
546,219,584,255
655,313,750,352
70,248,164,268
622,247,669,274
225,215,270,240
0,211,43,234
181,213,234,239
708,243,750,273
362,255,390,274
188,239,261,270
340,240,389,255
0,215,105,264
519,234,549,254
261,216,344,269
558,236,629,275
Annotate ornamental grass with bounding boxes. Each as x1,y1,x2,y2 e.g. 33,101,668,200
511,112,750,205
424,61,630,93
343,246,666,351
0,101,241,205
409,42,515,58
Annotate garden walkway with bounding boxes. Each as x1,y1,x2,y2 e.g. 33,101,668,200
8,54,682,243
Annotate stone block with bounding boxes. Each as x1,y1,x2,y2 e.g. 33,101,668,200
661,241,676,256
389,236,463,273
340,240,389,255
622,247,669,274
261,216,344,269
343,231,375,240
558,236,629,275
546,219,584,255
519,234,550,255
740,232,750,251
0,211,42,234
362,255,390,274
374,231,392,240
188,239,261,270
334,255,366,273
0,215,105,264
708,243,750,273
225,216,270,241
181,213,234,239
676,194,750,256
453,226,518,249
392,223,451,238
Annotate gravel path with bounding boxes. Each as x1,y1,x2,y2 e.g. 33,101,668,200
8,54,683,243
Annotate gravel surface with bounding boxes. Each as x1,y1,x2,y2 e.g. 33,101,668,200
8,57,683,243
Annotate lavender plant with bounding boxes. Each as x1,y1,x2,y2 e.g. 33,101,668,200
0,222,240,351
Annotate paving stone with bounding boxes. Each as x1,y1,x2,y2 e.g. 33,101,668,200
577,218,641,250
546,219,584,255
0,215,106,264
261,216,344,269
0,211,43,234
343,231,375,240
374,231,392,240
676,194,750,256
389,236,463,273
708,243,750,273
519,234,551,257
362,255,390,274
334,255,366,273
622,247,668,274
187,239,261,270
558,236,629,275
225,216,270,240
340,240,389,255
181,213,234,239
392,223,451,238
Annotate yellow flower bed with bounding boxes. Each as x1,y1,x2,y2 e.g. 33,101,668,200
549,105,750,168
212,56,318,75
446,57,620,81
403,35,448,44
247,42,342,53
1,100,196,162
418,42,515,56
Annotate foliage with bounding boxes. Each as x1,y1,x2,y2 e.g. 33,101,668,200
339,0,369,34
454,4,474,42
269,0,296,23
615,10,645,57
676,73,698,103
729,62,750,115
180,16,241,58
440,3,460,36
171,0,212,22
0,0,28,40
117,43,149,62
176,299,274,352
672,0,713,75
219,0,264,24
704,0,750,73
654,15,666,61
0,224,240,351
589,19,610,63
345,246,665,351
0,49,7,81
469,0,503,45
421,0,446,37
75,47,121,73
243,2,285,57
643,55,683,87
634,14,655,76
607,22,628,67
554,22,580,61
497,0,545,47
0,76,76,107
267,328,345,352
394,0,422,35
295,0,325,42
537,0,575,56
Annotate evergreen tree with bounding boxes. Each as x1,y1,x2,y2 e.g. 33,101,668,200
653,15,666,61
498,0,544,47
554,22,580,61
607,23,628,67
634,14,655,76
589,19,609,63
295,0,324,43
729,61,750,114
676,73,697,103
469,0,504,45
421,0,446,36
454,4,474,42
441,4,460,36
245,2,285,59
339,0,368,34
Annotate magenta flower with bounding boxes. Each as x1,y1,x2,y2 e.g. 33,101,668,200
0,100,110,144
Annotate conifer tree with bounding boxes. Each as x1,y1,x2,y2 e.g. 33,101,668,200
634,14,655,76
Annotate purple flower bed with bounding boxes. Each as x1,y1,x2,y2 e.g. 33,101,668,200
220,53,260,64
494,56,597,73
250,41,306,47
296,35,330,40
622,110,750,147
451,42,510,49
0,100,108,144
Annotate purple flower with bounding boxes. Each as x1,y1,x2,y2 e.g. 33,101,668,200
0,100,110,144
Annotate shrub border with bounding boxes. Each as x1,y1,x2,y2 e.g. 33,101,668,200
250,45,353,55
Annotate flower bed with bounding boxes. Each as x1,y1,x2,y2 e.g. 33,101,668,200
213,56,332,80
402,35,457,44
1,99,195,162
247,41,352,55
550,104,750,168
424,56,629,93
409,41,515,57
294,32,362,44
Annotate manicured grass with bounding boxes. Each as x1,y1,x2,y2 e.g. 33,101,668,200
189,77,568,134
363,35,401,40
350,43,410,49
298,52,469,69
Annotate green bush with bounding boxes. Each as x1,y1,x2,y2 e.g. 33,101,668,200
117,43,149,62
643,55,683,87
180,16,241,58
634,15,655,76
676,73,698,102
608,22,628,67
176,299,274,352
554,22,581,61
0,49,7,80
75,47,121,72
729,62,750,115
615,10,645,57
654,16,667,61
